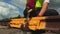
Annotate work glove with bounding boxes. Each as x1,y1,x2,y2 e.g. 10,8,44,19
37,14,41,17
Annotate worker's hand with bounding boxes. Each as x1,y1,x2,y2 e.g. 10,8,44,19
37,11,44,17
37,14,41,17
37,14,42,17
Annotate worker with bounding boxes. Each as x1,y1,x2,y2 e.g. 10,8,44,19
23,0,59,34
23,0,59,18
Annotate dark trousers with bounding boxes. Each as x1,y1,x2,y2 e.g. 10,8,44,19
24,8,59,18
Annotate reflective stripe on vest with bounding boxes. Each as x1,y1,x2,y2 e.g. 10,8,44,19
35,0,43,8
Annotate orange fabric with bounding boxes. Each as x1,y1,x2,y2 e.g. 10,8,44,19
9,17,46,30
10,18,25,28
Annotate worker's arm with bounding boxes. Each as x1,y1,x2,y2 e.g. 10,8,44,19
37,2,49,17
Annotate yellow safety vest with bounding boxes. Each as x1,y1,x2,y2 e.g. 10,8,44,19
35,0,43,8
